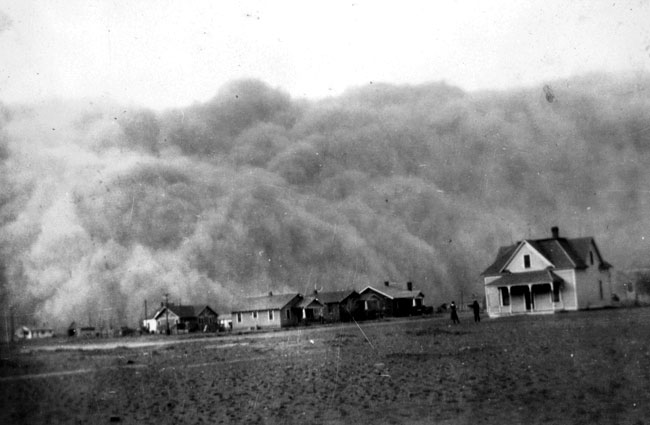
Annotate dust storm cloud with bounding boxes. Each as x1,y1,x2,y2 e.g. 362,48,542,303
1,75,649,327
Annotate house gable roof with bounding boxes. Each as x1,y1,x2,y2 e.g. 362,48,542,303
196,305,218,317
232,293,302,313
482,235,607,276
360,285,424,300
296,297,324,309
482,245,518,276
173,305,198,318
498,240,555,273
153,304,197,320
316,290,359,304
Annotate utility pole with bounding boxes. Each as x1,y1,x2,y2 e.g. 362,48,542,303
164,293,170,335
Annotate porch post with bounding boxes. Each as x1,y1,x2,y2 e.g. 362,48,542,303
528,284,533,311
508,286,512,314
550,282,555,311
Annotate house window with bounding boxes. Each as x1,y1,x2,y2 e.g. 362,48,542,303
523,255,531,269
252,311,258,319
599,280,603,300
268,310,274,321
285,309,291,320
500,287,510,306
590,252,594,265
236,313,242,323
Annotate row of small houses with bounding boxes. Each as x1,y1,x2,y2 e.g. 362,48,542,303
142,225,618,334
143,281,427,334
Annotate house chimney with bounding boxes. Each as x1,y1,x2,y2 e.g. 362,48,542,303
407,281,413,291
551,226,559,239
384,281,389,287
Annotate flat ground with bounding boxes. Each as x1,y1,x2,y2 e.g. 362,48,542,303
1,308,650,425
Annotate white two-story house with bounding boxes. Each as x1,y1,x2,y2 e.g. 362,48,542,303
481,227,612,318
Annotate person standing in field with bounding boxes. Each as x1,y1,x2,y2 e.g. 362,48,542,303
471,300,481,323
450,301,460,324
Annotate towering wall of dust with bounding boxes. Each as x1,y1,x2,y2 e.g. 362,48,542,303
1,75,649,327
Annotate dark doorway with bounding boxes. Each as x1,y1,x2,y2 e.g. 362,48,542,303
511,286,532,312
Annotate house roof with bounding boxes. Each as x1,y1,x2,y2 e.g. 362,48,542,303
154,304,200,320
232,293,302,313
360,285,424,300
482,235,609,276
296,297,324,309
147,305,166,320
482,245,518,276
485,269,564,286
316,290,359,304
195,305,218,317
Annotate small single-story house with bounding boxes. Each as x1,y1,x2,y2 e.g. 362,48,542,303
359,282,425,318
481,227,613,318
15,326,54,340
196,305,219,332
231,292,302,331
154,304,202,334
315,290,360,322
296,296,325,323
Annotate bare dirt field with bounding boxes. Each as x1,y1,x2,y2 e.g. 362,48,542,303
2,307,650,425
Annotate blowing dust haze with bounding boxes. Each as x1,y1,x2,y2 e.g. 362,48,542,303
1,75,649,327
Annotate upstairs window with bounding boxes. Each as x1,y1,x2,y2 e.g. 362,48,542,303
590,251,594,265
523,255,531,269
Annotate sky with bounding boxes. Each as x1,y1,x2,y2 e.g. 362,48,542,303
0,0,649,109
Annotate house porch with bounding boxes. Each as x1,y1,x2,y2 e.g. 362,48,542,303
490,282,564,316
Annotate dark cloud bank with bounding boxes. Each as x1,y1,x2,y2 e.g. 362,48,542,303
1,74,649,327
